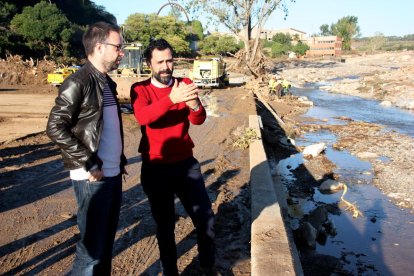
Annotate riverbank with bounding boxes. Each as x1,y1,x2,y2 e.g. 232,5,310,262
255,74,414,273
269,51,414,212
277,51,414,110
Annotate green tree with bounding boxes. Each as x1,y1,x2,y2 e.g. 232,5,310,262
319,24,331,36
189,20,204,40
124,13,191,56
270,42,289,57
272,32,292,45
0,2,17,27
183,0,295,76
164,34,191,56
331,16,360,50
55,0,117,26
199,34,241,55
292,41,309,56
0,2,18,56
10,1,74,58
319,16,360,50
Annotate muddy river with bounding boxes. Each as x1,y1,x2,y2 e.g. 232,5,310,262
283,87,414,275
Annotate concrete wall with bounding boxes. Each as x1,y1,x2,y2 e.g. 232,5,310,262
249,115,303,276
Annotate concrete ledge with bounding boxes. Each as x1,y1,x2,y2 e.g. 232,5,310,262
249,115,302,276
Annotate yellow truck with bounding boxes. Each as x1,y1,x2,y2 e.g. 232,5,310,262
189,56,229,88
47,66,79,86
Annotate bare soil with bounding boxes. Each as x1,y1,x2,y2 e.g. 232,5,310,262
1,51,413,275
0,82,256,275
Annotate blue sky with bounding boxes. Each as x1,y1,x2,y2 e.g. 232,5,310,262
93,0,414,37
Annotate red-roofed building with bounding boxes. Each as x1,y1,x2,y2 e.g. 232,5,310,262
305,36,342,57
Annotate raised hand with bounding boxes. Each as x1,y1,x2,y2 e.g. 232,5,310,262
169,79,199,104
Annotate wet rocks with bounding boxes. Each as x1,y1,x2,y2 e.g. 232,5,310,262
356,151,378,160
294,206,337,249
319,179,345,192
302,142,327,158
297,96,314,106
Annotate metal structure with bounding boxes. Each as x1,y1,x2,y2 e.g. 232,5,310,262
157,0,190,23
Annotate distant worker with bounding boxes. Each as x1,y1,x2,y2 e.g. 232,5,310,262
268,75,292,97
46,22,127,275
268,74,283,98
280,78,292,96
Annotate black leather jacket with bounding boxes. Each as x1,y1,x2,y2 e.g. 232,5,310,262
46,61,127,172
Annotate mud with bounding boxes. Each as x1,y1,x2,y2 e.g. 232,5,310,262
1,51,413,275
0,84,256,275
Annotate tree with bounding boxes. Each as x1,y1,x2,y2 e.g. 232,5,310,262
368,32,387,52
0,2,18,56
183,0,295,76
10,1,74,58
164,34,192,56
54,0,117,26
319,24,331,36
123,14,191,56
292,40,309,56
0,2,17,27
319,16,360,51
270,42,289,57
331,16,360,50
272,32,292,45
199,34,241,55
190,20,204,40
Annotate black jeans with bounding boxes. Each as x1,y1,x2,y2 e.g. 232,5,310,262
141,157,215,276
71,174,122,276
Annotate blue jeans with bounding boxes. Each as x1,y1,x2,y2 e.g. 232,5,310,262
70,174,122,276
141,157,215,276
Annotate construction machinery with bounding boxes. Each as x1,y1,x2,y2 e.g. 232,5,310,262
113,42,151,77
189,56,229,88
47,66,79,86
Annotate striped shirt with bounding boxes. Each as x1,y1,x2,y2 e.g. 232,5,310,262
103,82,117,107
70,82,122,180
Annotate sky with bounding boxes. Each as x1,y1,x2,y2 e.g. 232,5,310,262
93,0,414,37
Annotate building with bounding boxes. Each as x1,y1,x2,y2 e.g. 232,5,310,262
305,36,342,57
250,27,307,42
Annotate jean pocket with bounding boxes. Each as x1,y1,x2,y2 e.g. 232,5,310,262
86,179,106,194
87,179,105,185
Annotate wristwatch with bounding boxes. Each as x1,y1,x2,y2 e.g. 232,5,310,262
190,104,200,111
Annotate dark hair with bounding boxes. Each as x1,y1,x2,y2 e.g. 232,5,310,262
82,21,121,56
144,39,174,63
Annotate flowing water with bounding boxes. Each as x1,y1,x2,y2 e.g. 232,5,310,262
278,87,414,275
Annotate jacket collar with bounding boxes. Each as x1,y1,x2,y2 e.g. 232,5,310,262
84,61,107,84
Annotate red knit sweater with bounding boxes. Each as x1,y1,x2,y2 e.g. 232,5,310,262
130,77,206,163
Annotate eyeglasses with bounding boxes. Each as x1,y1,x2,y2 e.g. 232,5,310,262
102,42,124,51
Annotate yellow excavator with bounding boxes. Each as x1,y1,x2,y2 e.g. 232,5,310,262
113,42,151,77
47,66,80,86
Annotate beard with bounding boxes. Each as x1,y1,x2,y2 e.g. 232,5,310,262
153,69,173,85
104,58,121,72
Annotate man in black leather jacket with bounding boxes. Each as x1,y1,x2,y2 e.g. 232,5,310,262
46,22,127,275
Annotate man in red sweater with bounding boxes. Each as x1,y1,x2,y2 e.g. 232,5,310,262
130,39,216,276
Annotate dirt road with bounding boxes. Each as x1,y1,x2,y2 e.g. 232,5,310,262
1,51,413,275
0,85,255,275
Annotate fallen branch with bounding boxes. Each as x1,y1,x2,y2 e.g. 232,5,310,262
341,184,363,218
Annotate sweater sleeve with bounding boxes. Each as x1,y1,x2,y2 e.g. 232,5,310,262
188,99,207,125
130,82,175,126
180,78,207,125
